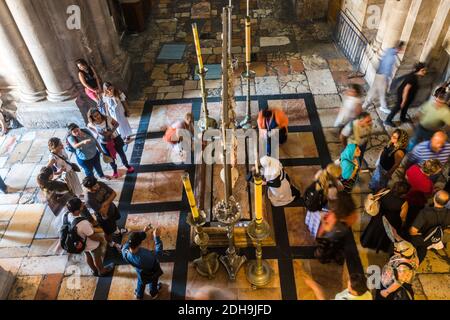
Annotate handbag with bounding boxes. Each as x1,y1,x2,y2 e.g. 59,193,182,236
102,154,114,164
364,188,391,216
51,152,81,173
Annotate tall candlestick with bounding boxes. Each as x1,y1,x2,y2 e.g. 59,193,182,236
247,0,250,17
192,23,204,71
254,174,263,224
245,17,251,65
182,173,200,220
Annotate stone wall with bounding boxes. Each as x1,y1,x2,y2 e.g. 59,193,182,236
291,0,330,23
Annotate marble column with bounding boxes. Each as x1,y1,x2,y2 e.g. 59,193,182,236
380,0,412,50
0,0,46,103
5,0,76,102
85,0,130,90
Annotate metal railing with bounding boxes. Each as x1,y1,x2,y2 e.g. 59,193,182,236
333,11,369,72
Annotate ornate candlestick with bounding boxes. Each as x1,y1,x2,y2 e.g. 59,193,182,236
186,210,220,279
214,196,247,280
192,23,217,132
246,173,272,288
182,173,219,279
239,16,255,129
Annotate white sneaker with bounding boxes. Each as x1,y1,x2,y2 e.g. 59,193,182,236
379,106,391,114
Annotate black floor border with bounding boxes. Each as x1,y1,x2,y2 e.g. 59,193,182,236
93,93,365,300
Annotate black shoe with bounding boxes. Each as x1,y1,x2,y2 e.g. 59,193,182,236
384,120,397,127
400,118,413,124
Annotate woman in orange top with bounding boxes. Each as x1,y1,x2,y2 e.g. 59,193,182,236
257,108,289,155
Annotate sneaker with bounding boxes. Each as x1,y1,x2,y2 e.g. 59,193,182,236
384,120,397,127
112,172,119,179
379,106,391,114
127,166,135,174
114,228,128,235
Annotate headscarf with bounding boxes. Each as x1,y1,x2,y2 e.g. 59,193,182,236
340,144,359,180
260,156,283,181
389,129,409,156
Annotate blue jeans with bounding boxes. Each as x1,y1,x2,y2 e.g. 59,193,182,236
369,164,388,192
76,152,105,178
135,273,159,299
0,176,7,193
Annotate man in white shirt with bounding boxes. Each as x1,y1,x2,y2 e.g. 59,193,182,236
66,197,113,277
335,273,373,300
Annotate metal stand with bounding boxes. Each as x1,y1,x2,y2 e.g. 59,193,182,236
196,67,218,132
246,219,272,289
186,210,220,279
214,196,247,280
239,68,256,129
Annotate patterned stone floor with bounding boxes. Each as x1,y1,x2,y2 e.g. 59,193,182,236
0,0,448,300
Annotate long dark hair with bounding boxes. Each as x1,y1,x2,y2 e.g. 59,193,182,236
37,167,69,193
75,58,92,73
87,108,106,124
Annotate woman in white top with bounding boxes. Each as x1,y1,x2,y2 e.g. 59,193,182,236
334,84,363,128
102,82,133,143
259,156,299,207
47,137,83,197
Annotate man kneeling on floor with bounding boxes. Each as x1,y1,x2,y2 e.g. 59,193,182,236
62,197,114,276
122,226,164,300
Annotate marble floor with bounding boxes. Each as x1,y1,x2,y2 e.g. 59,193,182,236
0,0,448,300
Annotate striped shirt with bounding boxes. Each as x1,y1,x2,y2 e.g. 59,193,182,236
408,141,450,166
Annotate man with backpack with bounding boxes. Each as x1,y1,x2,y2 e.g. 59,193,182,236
409,190,450,263
62,197,113,276
122,227,164,300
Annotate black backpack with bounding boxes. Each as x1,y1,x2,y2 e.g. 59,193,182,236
60,213,88,254
304,182,325,212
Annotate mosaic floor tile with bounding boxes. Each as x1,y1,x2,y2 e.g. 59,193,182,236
279,132,319,159
157,44,186,61
284,166,321,194
418,274,450,300
8,275,42,300
0,205,17,221
18,255,68,276
125,212,180,250
148,103,192,133
141,138,174,165
284,207,316,246
194,64,222,80
0,204,45,248
57,276,98,300
293,259,348,300
306,70,338,95
268,99,309,126
35,273,64,300
132,171,185,204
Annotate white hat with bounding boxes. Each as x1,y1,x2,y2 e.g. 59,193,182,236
260,156,282,181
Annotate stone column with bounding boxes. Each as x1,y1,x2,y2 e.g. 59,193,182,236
86,0,130,90
0,0,46,103
5,0,76,102
380,0,412,50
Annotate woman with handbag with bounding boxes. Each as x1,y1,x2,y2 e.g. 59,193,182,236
87,108,135,179
369,129,409,192
37,166,74,216
339,144,361,193
67,123,111,180
361,182,410,253
47,137,83,197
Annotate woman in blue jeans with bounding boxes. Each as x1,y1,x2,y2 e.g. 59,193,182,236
67,123,111,180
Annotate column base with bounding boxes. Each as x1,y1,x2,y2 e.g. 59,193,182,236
16,98,86,129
